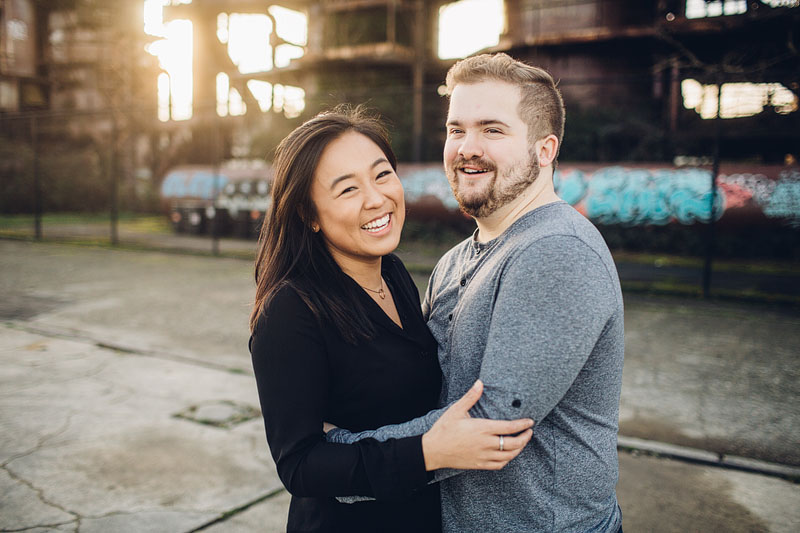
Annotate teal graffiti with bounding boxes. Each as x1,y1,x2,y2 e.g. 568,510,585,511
553,169,587,206
400,168,461,210
762,171,800,227
161,170,229,200
566,167,724,225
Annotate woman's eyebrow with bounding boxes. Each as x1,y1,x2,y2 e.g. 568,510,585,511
329,159,389,190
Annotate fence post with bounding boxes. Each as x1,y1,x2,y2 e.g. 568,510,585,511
702,73,722,299
31,114,42,240
110,113,119,245
211,121,220,256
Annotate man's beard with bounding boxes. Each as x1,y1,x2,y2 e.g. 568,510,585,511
446,152,540,218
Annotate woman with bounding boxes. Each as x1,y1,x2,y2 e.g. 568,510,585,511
249,107,533,533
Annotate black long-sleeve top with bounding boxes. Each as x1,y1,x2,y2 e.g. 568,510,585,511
250,254,442,533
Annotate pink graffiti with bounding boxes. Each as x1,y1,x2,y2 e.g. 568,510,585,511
718,182,753,209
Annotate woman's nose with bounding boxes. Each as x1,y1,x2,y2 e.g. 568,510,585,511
363,182,384,209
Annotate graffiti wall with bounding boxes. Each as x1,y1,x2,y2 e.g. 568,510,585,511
398,163,800,228
160,162,800,229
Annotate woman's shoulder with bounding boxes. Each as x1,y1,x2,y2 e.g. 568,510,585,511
254,281,315,333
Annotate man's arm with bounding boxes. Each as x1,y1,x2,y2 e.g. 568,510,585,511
469,236,617,423
329,235,615,441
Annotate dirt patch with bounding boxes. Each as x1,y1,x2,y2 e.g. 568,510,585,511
618,452,770,532
0,292,67,320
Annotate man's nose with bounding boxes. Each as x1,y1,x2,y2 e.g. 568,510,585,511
458,132,483,160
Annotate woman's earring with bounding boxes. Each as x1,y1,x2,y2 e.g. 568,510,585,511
311,224,319,233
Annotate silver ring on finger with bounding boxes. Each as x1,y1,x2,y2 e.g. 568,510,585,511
499,435,504,451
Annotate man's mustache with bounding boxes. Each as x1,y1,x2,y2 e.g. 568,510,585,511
449,156,497,173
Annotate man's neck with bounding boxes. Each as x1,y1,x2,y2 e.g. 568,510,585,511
474,167,561,243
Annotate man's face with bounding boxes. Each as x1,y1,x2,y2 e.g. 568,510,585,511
443,80,538,218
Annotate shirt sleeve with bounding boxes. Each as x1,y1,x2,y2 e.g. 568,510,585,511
325,406,446,444
250,285,429,500
468,235,618,423
328,236,616,490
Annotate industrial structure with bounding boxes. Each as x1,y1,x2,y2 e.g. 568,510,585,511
2,0,798,232
2,1,798,161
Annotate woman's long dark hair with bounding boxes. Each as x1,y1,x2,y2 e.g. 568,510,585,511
249,106,398,343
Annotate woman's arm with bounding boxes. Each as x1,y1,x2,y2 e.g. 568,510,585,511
251,286,428,500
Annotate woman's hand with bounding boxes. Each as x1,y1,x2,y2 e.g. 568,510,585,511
421,380,534,471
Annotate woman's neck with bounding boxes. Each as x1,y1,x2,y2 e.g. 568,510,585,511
329,249,383,289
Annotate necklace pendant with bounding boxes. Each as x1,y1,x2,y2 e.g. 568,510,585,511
378,288,386,299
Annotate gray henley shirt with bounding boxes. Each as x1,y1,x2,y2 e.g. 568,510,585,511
329,201,625,532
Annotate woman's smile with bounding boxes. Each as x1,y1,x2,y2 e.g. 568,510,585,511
361,213,392,233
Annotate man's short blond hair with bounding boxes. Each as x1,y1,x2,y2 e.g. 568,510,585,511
445,53,565,160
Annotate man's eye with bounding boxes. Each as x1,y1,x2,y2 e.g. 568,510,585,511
486,128,502,134
448,129,463,135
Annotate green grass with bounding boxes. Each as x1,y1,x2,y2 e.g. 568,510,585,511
0,213,171,234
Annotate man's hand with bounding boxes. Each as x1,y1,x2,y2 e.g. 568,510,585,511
322,422,338,434
421,380,534,471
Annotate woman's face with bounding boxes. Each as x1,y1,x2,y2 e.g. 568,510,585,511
309,131,405,270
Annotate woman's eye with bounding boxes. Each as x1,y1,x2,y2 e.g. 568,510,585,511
339,186,356,196
376,170,391,180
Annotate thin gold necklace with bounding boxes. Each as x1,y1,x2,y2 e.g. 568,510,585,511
360,277,386,300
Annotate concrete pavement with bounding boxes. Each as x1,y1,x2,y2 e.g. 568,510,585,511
1,239,799,532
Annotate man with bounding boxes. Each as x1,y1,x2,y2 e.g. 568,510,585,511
329,53,624,532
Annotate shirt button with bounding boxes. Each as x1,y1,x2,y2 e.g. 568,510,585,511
460,278,466,286
448,313,453,321
512,399,522,408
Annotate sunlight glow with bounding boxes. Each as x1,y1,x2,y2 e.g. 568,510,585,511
438,0,504,60
273,84,305,118
682,79,798,119
269,5,307,45
228,14,272,73
217,13,229,43
216,72,229,117
686,0,746,18
145,0,193,120
229,88,246,116
144,1,307,121
157,72,170,122
247,80,274,112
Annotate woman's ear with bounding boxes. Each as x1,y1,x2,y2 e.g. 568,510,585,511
297,206,319,233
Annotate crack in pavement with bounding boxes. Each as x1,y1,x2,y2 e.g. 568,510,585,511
2,415,81,531
187,487,287,533
4,321,248,375
0,519,78,532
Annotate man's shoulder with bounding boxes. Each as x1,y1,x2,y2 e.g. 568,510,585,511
510,202,611,262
